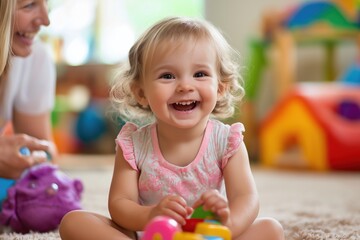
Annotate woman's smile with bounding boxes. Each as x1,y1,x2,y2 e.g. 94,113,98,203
14,31,37,46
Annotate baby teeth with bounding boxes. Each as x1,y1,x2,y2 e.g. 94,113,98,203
175,101,195,105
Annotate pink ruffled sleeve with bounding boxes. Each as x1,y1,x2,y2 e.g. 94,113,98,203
221,123,245,169
115,122,139,171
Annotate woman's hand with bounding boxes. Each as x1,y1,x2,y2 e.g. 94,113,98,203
149,195,193,225
0,134,51,179
193,190,231,226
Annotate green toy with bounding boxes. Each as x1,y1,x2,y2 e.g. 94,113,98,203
191,206,216,220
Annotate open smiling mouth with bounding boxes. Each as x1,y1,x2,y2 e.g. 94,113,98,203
17,32,36,39
172,101,198,111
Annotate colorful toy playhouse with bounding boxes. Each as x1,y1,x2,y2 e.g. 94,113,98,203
259,83,360,171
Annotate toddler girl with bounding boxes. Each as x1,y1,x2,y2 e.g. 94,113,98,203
60,16,284,240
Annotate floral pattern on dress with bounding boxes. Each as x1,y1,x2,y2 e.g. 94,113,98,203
116,119,244,206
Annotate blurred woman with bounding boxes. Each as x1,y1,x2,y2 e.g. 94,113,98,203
0,0,57,207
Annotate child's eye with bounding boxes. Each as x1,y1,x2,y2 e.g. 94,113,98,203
194,72,206,78
160,73,175,79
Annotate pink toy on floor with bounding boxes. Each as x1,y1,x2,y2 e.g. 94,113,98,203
142,216,180,240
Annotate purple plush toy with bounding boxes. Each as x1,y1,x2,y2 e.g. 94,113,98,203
0,163,83,233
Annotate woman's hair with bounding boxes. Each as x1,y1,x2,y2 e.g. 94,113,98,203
0,0,15,76
0,0,15,103
110,16,244,122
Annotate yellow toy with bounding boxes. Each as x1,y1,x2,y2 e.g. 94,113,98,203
142,215,232,240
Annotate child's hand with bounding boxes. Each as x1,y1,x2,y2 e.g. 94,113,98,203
150,195,193,225
193,190,231,226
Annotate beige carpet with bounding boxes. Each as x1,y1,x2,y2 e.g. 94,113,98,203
0,155,359,240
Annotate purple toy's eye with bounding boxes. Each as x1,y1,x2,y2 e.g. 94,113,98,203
46,183,59,196
28,181,37,189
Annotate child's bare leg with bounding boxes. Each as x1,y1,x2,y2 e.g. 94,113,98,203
235,217,284,240
59,210,136,240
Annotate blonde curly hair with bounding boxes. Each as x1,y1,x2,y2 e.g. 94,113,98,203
110,16,244,122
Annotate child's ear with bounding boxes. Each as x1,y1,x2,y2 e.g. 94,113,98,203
217,81,227,97
131,83,148,107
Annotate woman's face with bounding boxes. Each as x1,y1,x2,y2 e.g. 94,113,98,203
12,0,50,57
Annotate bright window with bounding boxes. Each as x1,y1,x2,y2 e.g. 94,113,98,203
41,0,204,65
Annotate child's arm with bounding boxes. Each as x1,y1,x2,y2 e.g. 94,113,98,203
108,147,191,231
224,141,259,235
193,142,259,236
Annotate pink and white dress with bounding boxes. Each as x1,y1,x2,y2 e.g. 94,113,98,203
116,119,245,206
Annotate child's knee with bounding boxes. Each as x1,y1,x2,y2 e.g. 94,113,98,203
260,217,284,239
59,210,84,237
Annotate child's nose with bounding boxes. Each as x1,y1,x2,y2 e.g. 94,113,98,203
177,77,194,92
176,78,195,93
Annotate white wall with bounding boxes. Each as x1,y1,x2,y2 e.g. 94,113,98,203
205,0,299,55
